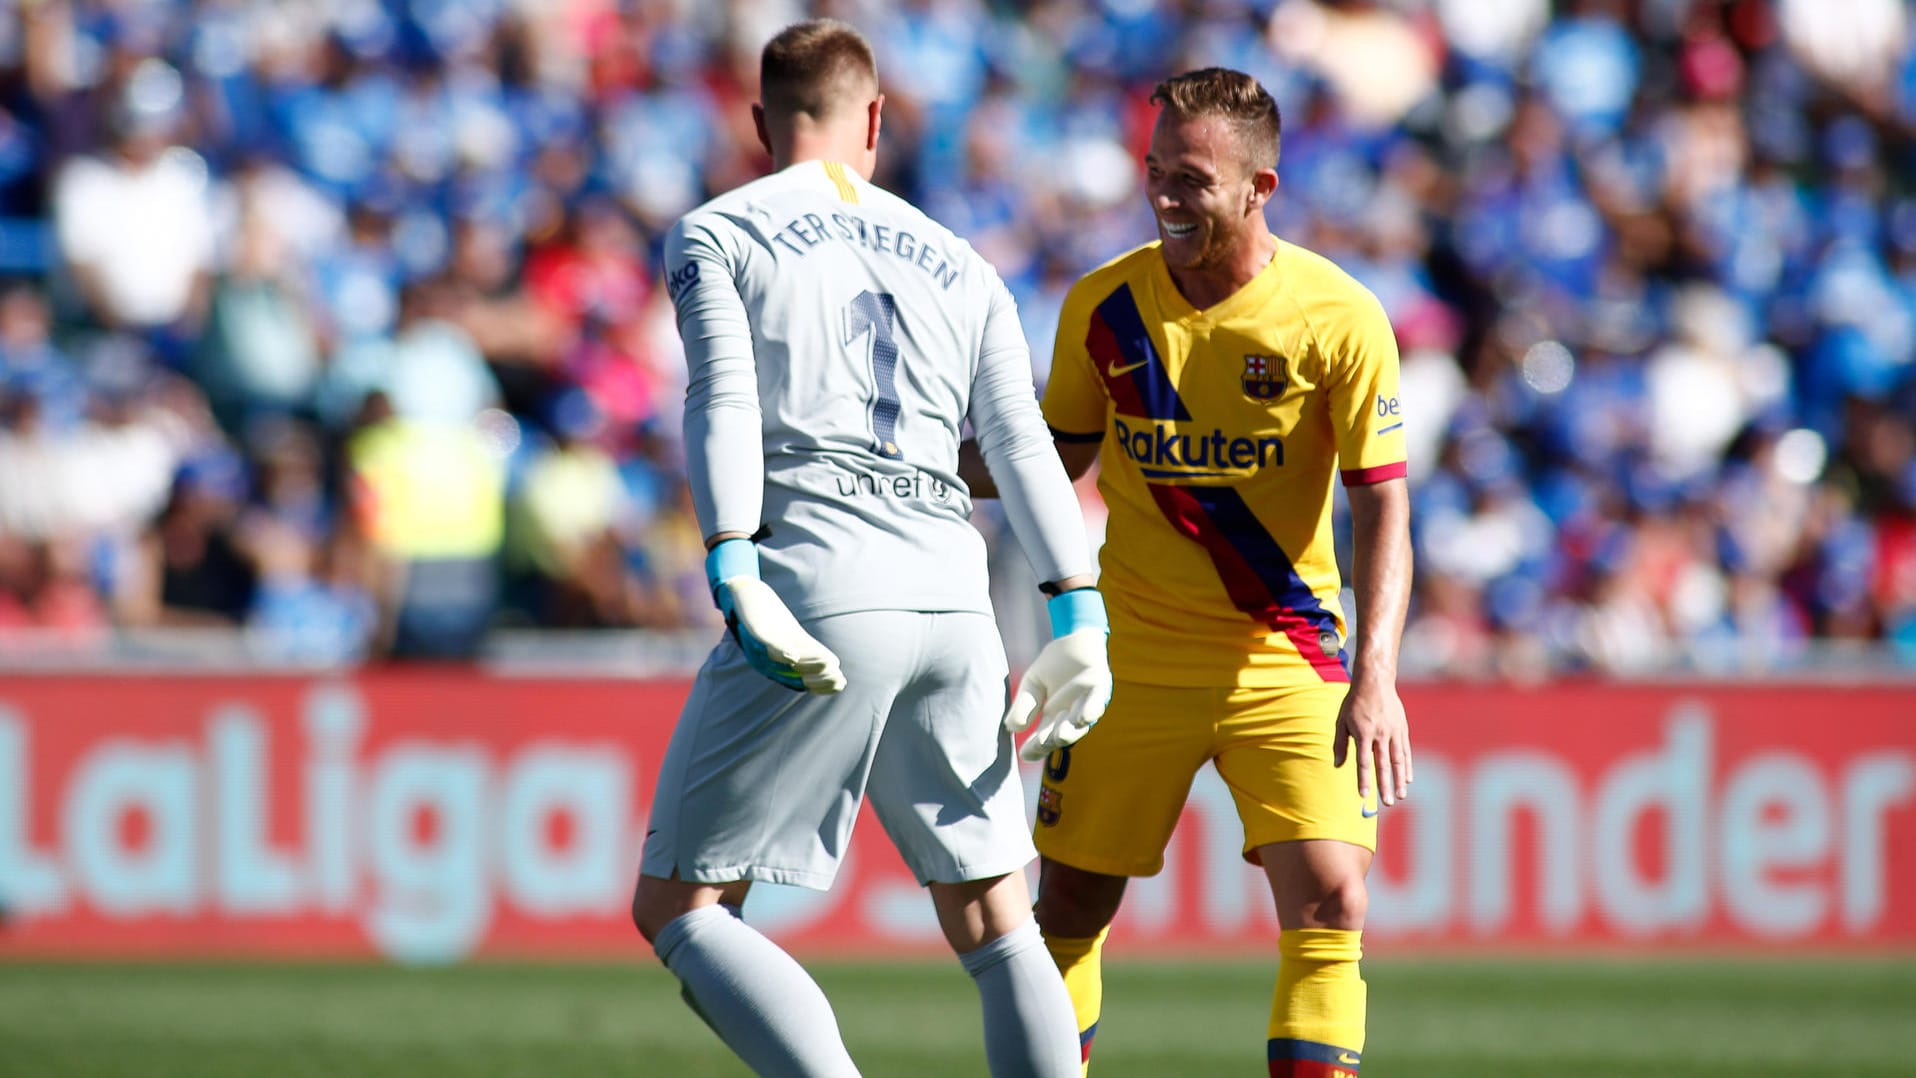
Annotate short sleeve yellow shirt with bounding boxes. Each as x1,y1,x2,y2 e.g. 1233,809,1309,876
1042,239,1406,688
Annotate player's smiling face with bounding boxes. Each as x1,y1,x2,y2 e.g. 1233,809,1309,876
1145,113,1261,272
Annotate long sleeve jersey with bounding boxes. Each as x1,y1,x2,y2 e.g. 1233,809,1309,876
665,159,1093,618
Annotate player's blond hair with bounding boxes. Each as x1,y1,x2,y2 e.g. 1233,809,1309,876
759,19,878,121
1150,67,1281,172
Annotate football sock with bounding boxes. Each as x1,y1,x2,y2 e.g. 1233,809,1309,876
960,919,1083,1078
1267,927,1366,1077
1040,925,1109,1073
651,903,861,1078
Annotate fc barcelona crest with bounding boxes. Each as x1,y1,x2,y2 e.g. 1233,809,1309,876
1242,353,1286,401
1036,785,1063,827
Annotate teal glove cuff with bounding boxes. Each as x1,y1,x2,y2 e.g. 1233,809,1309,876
1046,588,1108,638
705,538,760,599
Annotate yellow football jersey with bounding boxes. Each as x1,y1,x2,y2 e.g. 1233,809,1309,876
1042,239,1406,688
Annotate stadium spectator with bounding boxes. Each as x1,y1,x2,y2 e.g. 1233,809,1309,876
117,447,258,628
195,161,328,433
52,60,213,363
0,531,107,641
508,387,642,629
246,517,378,665
344,389,506,660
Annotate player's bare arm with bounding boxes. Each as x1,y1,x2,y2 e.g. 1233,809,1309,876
958,436,1098,497
1334,476,1413,808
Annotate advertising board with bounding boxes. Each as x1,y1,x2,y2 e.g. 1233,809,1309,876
0,676,1909,960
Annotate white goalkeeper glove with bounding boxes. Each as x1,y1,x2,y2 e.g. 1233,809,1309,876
1004,588,1112,762
706,539,846,694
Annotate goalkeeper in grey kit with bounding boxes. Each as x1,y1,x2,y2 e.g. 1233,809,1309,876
631,18,1111,1078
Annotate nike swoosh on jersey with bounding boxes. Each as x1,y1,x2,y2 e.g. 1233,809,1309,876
1361,804,1380,818
1088,283,1189,420
1338,1051,1362,1065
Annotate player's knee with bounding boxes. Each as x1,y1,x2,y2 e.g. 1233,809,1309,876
1303,876,1367,932
631,878,679,945
631,889,662,944
1034,860,1126,939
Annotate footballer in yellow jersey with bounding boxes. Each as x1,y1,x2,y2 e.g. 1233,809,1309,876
1007,68,1415,1078
1040,237,1406,691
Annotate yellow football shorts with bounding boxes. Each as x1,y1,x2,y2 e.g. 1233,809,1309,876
1032,680,1376,876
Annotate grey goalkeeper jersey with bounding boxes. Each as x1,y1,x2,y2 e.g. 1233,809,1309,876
665,159,1091,619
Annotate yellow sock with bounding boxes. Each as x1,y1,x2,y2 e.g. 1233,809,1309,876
1267,928,1366,1075
1042,926,1109,1074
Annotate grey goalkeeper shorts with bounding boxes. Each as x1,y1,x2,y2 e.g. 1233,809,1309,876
640,609,1034,890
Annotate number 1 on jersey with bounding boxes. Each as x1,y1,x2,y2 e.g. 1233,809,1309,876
843,290,903,460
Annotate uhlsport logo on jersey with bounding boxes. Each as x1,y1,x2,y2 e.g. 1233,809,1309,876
1241,352,1286,401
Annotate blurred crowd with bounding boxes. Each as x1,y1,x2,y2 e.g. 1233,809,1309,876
0,0,1912,675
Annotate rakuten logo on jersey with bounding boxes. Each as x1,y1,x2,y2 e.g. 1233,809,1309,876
1112,416,1283,478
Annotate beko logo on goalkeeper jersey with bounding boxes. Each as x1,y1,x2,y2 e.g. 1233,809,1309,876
1113,416,1283,475
665,261,699,302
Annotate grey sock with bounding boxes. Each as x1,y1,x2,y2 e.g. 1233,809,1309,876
653,904,861,1078
959,919,1082,1078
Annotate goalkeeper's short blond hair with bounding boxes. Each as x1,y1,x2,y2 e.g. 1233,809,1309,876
759,19,878,123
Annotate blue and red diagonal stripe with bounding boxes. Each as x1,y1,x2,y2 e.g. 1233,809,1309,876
1149,483,1350,682
1084,282,1343,679
1086,284,1189,421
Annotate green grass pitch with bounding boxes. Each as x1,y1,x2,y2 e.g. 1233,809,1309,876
1,956,1911,1075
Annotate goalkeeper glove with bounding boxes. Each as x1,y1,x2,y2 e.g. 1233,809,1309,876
1004,588,1112,762
705,538,846,694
